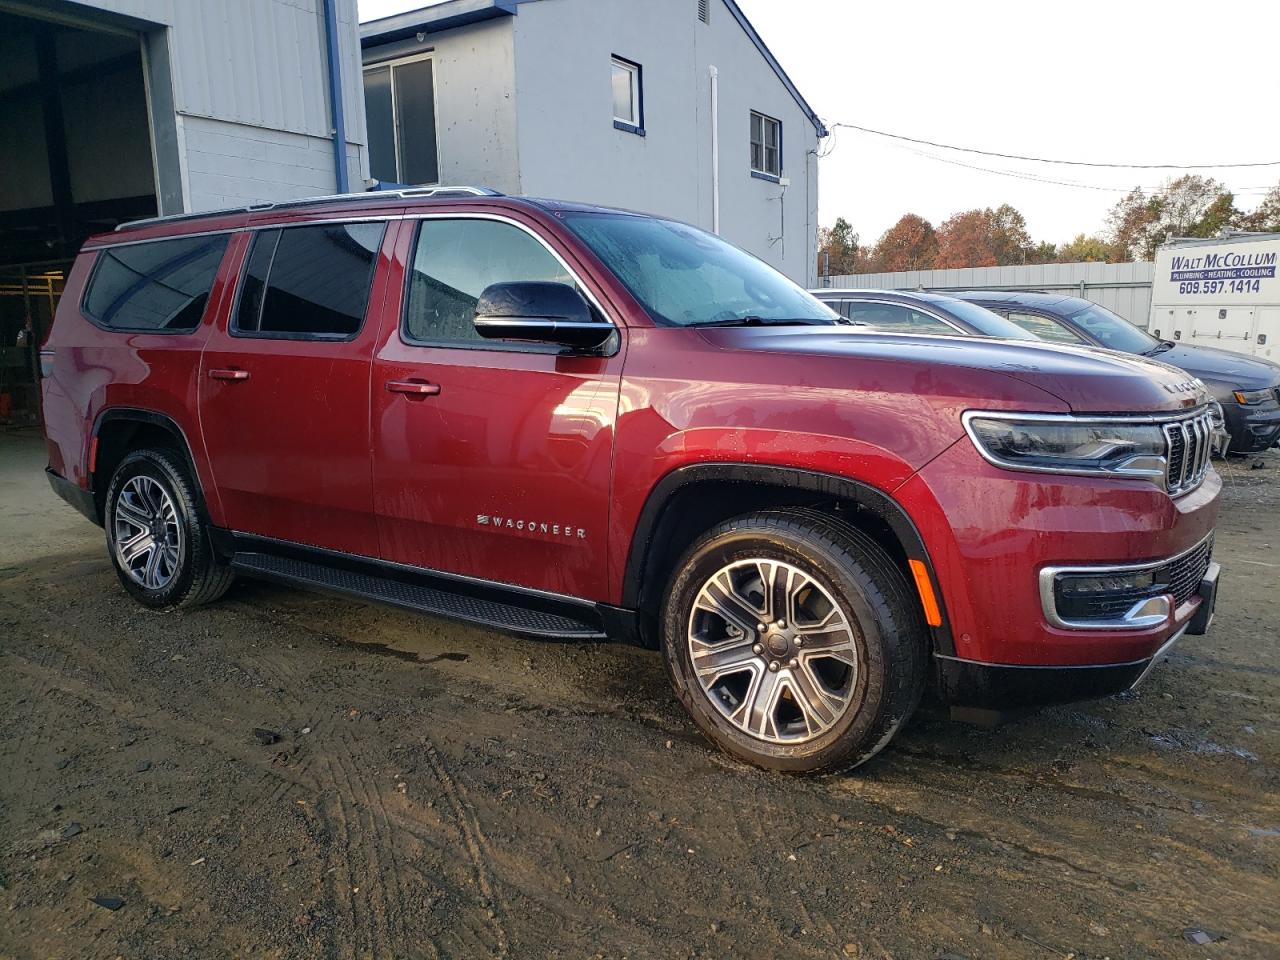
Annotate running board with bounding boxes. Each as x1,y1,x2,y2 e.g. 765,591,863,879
230,551,607,640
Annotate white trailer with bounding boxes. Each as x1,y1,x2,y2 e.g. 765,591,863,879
1149,232,1280,361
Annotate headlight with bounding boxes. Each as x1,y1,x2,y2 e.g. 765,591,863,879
964,412,1167,483
1233,388,1273,405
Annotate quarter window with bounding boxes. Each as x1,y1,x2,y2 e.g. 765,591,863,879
235,223,385,339
363,55,439,185
611,56,643,133
750,111,781,178
404,219,577,346
83,234,229,332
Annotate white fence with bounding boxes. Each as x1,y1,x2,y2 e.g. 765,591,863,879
819,261,1156,328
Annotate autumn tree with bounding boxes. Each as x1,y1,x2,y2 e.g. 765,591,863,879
871,214,938,272
1236,182,1280,232
989,204,1034,265
932,210,996,268
817,217,859,276
1057,234,1118,263
1107,176,1238,260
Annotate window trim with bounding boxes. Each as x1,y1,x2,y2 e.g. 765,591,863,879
611,55,645,137
79,234,232,336
229,222,387,343
749,110,782,181
398,212,620,356
362,51,441,186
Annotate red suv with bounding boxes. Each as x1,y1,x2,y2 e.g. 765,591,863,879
41,188,1221,773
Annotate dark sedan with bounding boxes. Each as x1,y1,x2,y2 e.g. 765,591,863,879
951,291,1280,453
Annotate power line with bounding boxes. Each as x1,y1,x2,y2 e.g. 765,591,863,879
906,147,1277,195
829,122,1280,170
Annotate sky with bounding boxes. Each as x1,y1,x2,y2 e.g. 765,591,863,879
357,0,1280,248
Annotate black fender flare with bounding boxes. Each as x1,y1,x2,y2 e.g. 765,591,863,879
90,407,210,517
620,462,954,656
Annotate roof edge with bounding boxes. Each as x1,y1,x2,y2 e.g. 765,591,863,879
361,0,519,46
721,0,827,138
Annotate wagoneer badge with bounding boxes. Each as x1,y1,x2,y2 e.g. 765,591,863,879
477,514,586,540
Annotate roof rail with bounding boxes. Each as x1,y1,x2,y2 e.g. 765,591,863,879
114,186,503,232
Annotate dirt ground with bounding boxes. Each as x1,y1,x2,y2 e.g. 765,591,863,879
1,428,1277,960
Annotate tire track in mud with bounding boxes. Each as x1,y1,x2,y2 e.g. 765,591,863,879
420,739,511,957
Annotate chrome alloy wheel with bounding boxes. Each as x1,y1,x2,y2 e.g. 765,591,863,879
687,559,860,744
112,475,183,591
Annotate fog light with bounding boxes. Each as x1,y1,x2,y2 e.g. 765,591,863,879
1057,570,1155,597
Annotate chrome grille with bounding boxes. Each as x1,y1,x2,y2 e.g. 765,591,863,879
1163,411,1214,496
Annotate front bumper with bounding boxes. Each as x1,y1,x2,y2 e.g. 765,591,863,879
1225,402,1280,452
937,562,1219,709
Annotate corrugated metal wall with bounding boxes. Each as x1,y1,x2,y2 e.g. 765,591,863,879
87,0,365,143
820,261,1156,328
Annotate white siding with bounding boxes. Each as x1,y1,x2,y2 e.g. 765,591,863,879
824,261,1157,328
509,0,821,284
84,0,368,209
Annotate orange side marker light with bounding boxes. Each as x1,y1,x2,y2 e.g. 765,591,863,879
908,559,943,628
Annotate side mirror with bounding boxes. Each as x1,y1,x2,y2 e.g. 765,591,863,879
474,282,615,351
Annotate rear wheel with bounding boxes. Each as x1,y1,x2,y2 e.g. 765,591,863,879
661,510,927,774
104,448,234,609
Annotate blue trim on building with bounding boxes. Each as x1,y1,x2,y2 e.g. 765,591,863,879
611,54,645,137
321,0,349,193
721,0,827,138
361,0,520,46
750,171,781,184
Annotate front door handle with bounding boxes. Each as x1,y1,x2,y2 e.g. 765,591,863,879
385,379,441,397
209,368,250,381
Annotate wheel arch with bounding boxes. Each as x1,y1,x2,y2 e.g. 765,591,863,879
621,463,955,656
91,408,214,525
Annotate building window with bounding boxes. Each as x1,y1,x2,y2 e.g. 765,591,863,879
363,54,439,186
750,111,782,179
611,56,644,136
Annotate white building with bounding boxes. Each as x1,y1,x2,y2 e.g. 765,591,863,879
361,0,826,284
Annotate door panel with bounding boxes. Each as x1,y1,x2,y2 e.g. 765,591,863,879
198,221,396,556
372,216,625,600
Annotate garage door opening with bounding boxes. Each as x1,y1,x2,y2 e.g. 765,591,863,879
0,5,161,424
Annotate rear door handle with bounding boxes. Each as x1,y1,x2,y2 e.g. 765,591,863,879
386,379,441,397
209,368,250,381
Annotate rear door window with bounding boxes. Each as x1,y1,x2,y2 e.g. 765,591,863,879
83,234,229,332
234,223,386,339
846,302,956,335
1005,310,1087,344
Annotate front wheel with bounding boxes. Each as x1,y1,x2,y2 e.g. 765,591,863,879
661,510,927,774
104,447,234,609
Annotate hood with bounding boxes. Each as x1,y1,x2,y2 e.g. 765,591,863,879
1142,342,1280,392
699,328,1213,414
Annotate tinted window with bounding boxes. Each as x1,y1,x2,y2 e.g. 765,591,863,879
847,302,955,335
939,300,1040,339
1006,310,1087,344
84,234,228,332
561,213,837,327
235,223,385,338
363,66,397,183
404,219,576,345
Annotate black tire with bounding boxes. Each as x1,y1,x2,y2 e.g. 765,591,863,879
661,508,927,774
103,447,234,609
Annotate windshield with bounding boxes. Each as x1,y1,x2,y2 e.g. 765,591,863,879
1067,303,1160,353
935,299,1040,340
561,213,840,327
